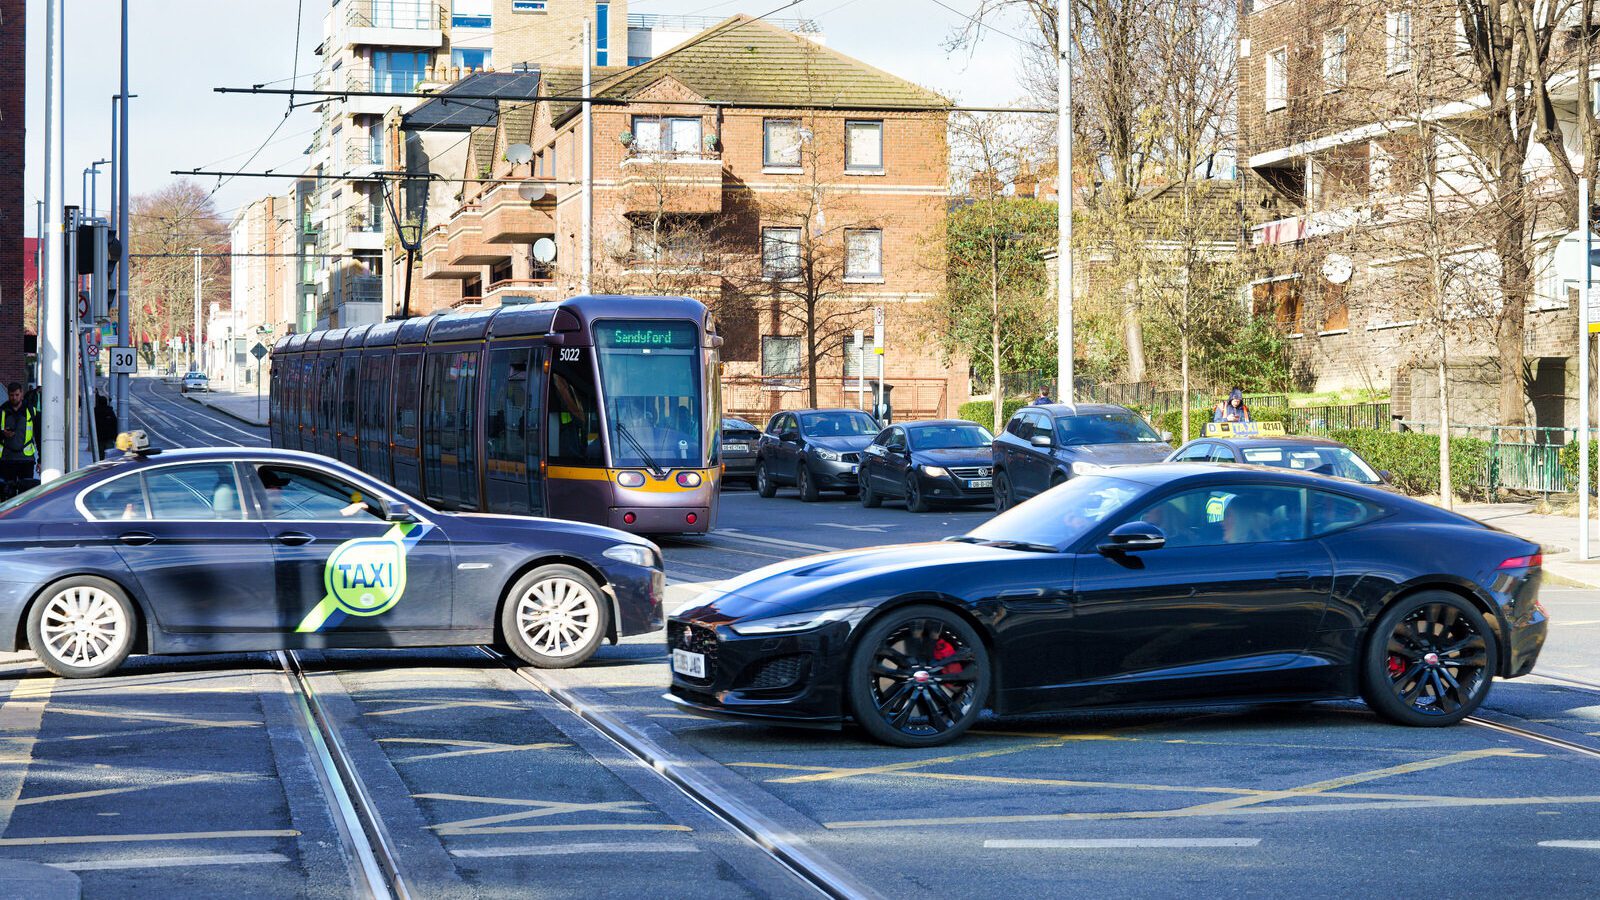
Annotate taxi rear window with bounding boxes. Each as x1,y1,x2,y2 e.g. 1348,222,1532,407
82,476,150,521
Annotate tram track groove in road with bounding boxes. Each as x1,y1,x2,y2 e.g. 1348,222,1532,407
129,378,266,448
277,651,411,900
479,647,880,900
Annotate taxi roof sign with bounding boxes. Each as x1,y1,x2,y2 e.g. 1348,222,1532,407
114,430,160,457
1204,421,1287,438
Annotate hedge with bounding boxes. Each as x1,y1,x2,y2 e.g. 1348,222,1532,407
1328,429,1491,499
1558,439,1598,486
958,398,1030,428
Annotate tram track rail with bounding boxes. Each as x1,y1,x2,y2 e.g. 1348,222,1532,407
278,650,411,900
480,647,878,900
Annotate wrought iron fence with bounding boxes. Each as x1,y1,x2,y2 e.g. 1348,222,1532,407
1286,402,1391,434
1397,422,1587,495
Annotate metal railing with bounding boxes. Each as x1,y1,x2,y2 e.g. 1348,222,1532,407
345,67,425,95
722,376,950,422
345,0,444,31
1396,422,1585,495
1286,402,1391,435
348,209,383,234
347,142,384,168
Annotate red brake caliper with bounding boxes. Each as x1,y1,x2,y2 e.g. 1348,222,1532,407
1387,655,1406,678
934,638,962,675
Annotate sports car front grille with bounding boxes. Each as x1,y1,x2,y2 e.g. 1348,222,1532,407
734,654,808,692
667,620,719,684
949,466,992,479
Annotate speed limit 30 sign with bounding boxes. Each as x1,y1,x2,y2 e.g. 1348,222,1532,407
108,346,137,375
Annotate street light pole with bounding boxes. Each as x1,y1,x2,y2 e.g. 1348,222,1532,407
40,0,66,481
191,248,202,373
115,0,133,432
580,18,593,295
83,159,110,218
1057,15,1074,404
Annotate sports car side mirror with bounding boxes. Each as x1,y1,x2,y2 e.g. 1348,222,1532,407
1030,433,1053,448
382,500,416,523
1379,470,1394,484
1098,522,1166,555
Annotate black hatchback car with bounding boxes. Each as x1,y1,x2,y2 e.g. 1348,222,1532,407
756,409,881,501
719,417,762,488
992,403,1171,509
859,419,995,512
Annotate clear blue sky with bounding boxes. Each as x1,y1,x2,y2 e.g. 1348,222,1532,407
24,0,1031,233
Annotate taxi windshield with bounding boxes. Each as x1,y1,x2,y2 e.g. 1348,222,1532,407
594,321,703,469
1056,412,1163,445
909,424,993,450
800,411,879,437
1240,444,1382,483
964,474,1145,549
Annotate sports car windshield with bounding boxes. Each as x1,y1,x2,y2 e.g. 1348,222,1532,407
1240,444,1382,484
1056,413,1163,445
800,411,879,436
909,424,993,450
963,475,1145,549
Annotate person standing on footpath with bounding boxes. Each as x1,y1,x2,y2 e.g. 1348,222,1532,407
1211,388,1251,424
0,382,39,483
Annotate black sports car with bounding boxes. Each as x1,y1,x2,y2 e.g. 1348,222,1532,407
0,446,664,678
858,419,995,512
668,464,1547,746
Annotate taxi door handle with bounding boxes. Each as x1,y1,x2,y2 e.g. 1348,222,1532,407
118,532,156,547
1276,570,1311,582
276,532,315,547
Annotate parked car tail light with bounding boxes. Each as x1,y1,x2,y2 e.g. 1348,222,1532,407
617,471,647,488
676,471,702,487
1497,554,1542,570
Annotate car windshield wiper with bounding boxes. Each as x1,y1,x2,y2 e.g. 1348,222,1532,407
979,539,1060,553
614,421,666,478
943,535,985,544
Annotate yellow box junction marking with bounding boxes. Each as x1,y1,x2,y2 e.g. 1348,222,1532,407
415,793,693,836
378,737,567,762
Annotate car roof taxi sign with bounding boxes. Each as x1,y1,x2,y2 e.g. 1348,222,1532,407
1203,421,1287,438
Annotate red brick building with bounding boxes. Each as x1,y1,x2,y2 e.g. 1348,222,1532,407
0,0,25,383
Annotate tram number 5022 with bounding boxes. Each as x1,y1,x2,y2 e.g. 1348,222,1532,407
559,348,582,362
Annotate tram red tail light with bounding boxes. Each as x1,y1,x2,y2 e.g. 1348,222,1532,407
676,471,702,487
686,513,697,525
623,512,637,525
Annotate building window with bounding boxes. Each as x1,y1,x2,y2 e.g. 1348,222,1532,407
631,116,703,158
596,3,610,67
452,0,492,27
510,0,548,11
764,119,803,168
843,337,880,378
845,229,883,280
1265,48,1287,111
633,224,703,266
451,48,492,70
373,50,429,93
762,227,802,280
1386,10,1412,74
761,336,801,377
489,258,513,286
845,121,883,172
1322,28,1345,90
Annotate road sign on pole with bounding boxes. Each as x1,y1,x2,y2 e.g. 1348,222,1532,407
250,342,268,361
108,346,136,374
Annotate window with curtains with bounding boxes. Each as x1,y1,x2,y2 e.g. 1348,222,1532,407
373,50,429,92
845,121,883,172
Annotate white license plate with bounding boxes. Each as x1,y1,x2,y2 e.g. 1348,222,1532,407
672,649,706,678
721,443,747,452
967,478,993,489
849,464,858,474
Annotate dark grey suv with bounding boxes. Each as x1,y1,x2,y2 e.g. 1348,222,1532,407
755,408,881,501
991,403,1171,510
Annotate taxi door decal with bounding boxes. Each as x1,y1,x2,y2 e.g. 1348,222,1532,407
295,522,435,633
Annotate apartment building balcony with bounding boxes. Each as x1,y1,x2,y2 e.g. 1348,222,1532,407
484,278,560,308
341,68,417,115
421,226,478,280
1250,207,1370,247
618,152,724,216
342,0,445,50
346,142,384,180
445,208,510,266
346,210,386,251
480,182,556,244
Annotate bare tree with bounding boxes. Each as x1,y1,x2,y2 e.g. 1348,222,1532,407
126,180,230,370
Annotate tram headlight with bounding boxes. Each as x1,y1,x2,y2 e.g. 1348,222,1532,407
617,471,647,488
675,471,702,487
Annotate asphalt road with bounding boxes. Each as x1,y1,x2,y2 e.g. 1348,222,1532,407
0,377,1594,897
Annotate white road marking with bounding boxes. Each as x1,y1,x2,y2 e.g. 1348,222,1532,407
450,842,699,858
716,529,840,553
50,852,289,871
1539,840,1600,849
817,522,892,533
984,838,1261,849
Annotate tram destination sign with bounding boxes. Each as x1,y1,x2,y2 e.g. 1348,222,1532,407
599,323,695,349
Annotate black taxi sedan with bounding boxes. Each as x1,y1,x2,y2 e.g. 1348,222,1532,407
1167,422,1396,491
0,442,664,677
668,464,1546,746
858,419,995,512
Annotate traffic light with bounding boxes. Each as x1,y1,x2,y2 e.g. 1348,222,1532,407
75,224,120,277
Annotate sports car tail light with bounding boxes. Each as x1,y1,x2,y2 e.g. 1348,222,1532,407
617,471,646,488
676,471,702,487
1497,554,1542,570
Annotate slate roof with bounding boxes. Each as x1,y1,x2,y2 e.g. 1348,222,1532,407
403,69,542,132
549,15,950,126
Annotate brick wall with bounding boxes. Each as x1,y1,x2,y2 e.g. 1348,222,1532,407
0,0,23,383
492,0,629,69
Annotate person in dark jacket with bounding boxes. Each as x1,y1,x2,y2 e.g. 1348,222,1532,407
1029,389,1053,406
1212,388,1251,423
94,392,120,456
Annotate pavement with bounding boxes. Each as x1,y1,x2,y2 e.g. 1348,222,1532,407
1454,502,1600,588
179,384,269,427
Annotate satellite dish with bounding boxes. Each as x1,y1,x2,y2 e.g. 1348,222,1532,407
532,238,557,263
1321,253,1354,285
518,181,548,202
504,143,534,165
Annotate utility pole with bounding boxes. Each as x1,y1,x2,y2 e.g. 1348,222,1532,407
116,0,133,432
1057,16,1074,404
83,160,109,217
40,0,66,482
581,17,593,295
191,248,202,373
1581,177,1591,561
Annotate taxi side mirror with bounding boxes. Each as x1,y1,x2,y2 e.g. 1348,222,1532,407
382,500,416,523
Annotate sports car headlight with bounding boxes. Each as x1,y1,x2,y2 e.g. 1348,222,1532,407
813,447,843,462
602,544,658,568
1071,461,1105,476
728,606,871,636
920,465,949,478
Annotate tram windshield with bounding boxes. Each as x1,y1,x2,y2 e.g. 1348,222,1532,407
594,321,704,470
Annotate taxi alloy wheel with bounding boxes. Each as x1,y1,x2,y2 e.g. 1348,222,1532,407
756,461,777,498
502,565,610,669
848,605,989,747
1361,591,1496,727
27,576,135,678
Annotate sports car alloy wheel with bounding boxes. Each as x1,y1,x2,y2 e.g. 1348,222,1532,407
848,606,989,747
501,565,611,669
1362,592,1495,727
28,577,135,678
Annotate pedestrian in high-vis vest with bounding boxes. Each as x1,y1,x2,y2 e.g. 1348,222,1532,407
0,382,38,483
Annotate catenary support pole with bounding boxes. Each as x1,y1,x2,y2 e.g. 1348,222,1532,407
116,0,133,432
581,19,593,295
40,0,65,481
192,248,202,373
1057,15,1074,403
1581,178,1591,560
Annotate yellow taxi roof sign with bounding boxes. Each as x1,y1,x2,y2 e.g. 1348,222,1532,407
1204,421,1287,438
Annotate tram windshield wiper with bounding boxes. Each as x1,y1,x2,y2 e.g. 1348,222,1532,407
614,421,667,478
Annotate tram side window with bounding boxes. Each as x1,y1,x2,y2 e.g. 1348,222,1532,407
360,354,388,444
423,352,453,501
299,358,317,437
549,348,602,466
393,353,422,450
318,358,338,440
339,356,359,437
486,348,530,470
456,350,480,508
